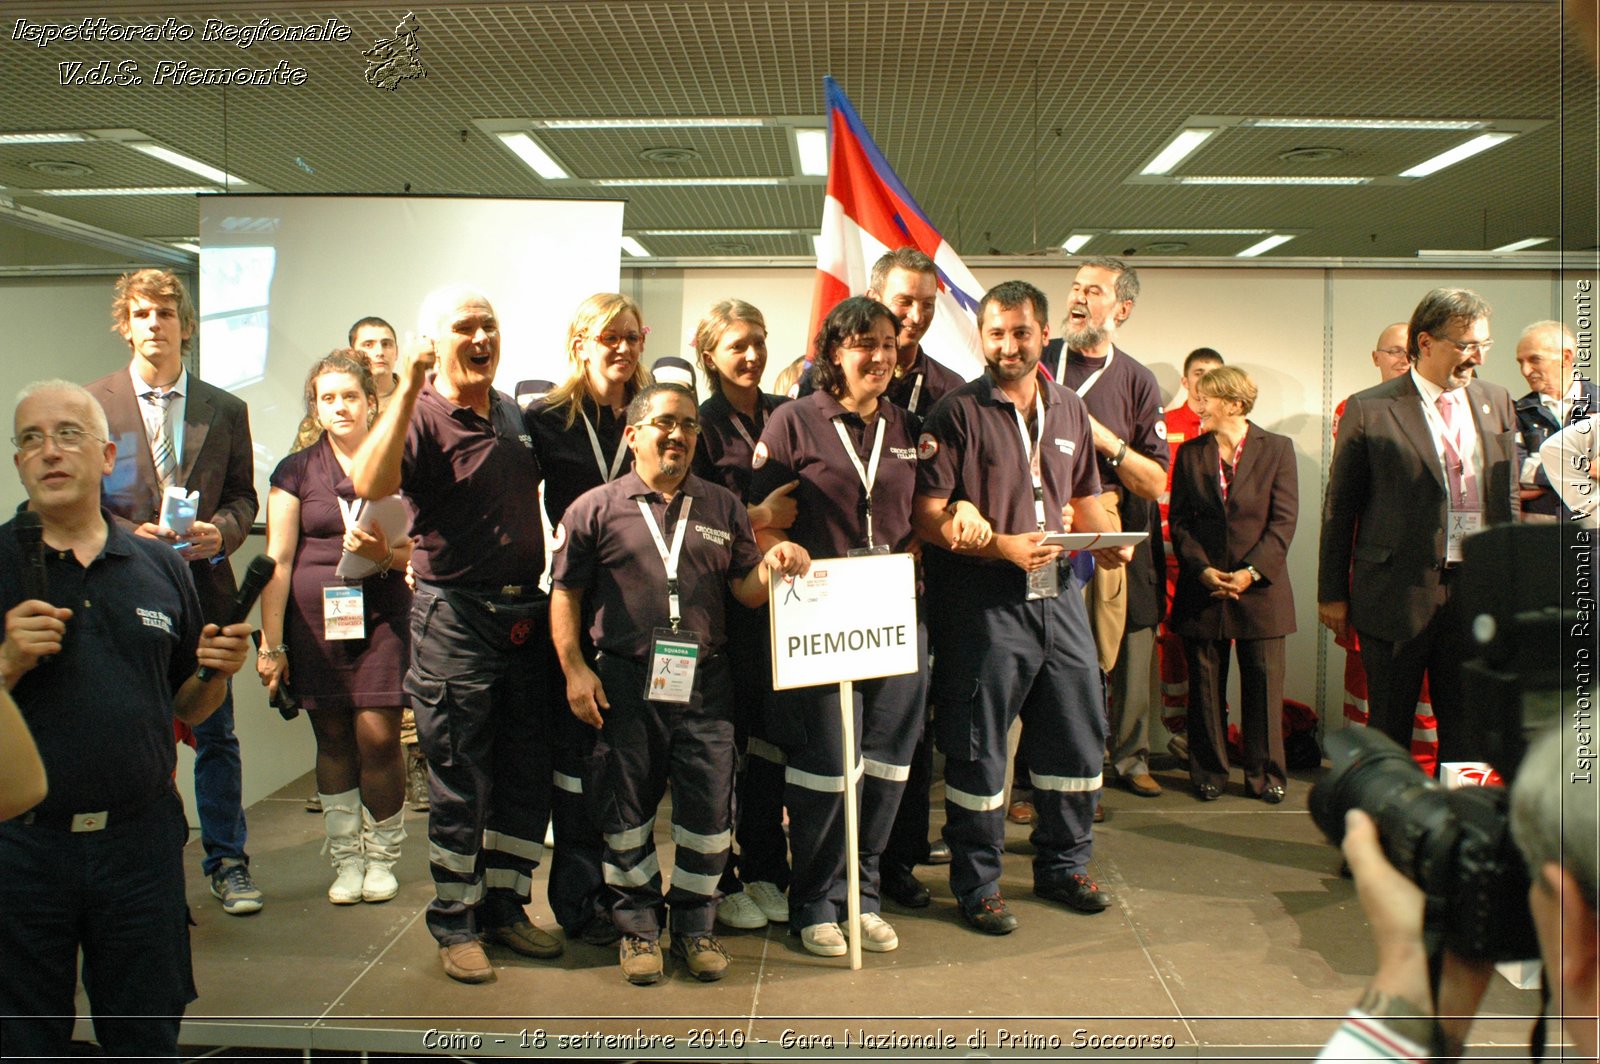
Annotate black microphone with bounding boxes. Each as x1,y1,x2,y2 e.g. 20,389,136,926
197,554,276,681
15,510,48,603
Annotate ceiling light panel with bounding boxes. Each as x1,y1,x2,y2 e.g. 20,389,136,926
494,132,568,179
31,186,217,196
1178,176,1373,185
1061,234,1093,253
538,118,767,130
1140,128,1218,176
126,142,243,185
1237,234,1297,257
1246,118,1488,131
0,132,92,144
1490,237,1551,252
1399,133,1517,177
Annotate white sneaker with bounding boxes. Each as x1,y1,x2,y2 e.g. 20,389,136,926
329,857,365,905
745,880,789,923
855,911,899,952
716,889,768,929
800,921,847,957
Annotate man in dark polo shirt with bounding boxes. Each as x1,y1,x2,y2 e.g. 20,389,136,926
0,379,250,1057
913,280,1132,935
1038,257,1171,803
871,246,968,420
865,246,967,908
352,284,561,985
551,382,809,985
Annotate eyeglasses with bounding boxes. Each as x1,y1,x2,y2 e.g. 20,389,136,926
590,330,647,350
1375,346,1409,358
637,415,700,435
13,426,102,454
1427,334,1493,356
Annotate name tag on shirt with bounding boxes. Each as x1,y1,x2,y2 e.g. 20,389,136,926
1026,562,1061,600
323,584,366,640
1446,510,1482,565
648,628,701,704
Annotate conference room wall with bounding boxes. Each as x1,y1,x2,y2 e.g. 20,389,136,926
0,264,1582,812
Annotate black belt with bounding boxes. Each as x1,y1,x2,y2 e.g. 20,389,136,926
20,786,173,833
418,580,543,603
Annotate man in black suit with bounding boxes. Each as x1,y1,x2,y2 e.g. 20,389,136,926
1319,288,1518,766
86,269,261,914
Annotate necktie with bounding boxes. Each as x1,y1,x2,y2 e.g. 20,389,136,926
144,391,177,492
1436,393,1477,509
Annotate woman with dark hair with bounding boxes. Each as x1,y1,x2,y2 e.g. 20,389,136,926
688,300,799,931
1168,365,1298,803
257,350,412,903
524,292,651,947
749,296,928,957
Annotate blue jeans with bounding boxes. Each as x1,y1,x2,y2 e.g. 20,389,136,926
192,681,248,875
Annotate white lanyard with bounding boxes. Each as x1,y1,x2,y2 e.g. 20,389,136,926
1072,349,1114,399
907,373,925,415
832,415,887,548
1011,391,1048,529
336,496,363,532
581,409,629,482
636,494,694,631
729,412,757,450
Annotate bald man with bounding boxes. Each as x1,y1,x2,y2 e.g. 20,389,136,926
1513,320,1595,521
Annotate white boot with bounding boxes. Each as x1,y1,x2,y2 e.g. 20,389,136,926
321,789,364,905
361,806,405,903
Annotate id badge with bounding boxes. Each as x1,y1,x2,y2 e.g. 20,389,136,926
647,628,701,704
848,544,891,557
1446,510,1482,564
322,584,366,640
1026,562,1061,600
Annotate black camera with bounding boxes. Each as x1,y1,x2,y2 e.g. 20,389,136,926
1308,522,1585,962
1308,727,1536,961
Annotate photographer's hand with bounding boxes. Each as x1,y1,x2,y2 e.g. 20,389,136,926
1342,810,1494,1055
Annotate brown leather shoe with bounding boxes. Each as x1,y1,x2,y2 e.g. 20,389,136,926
1005,800,1036,825
439,941,494,983
1093,803,1106,823
1124,773,1162,797
485,919,564,959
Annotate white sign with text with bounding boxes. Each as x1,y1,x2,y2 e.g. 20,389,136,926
769,553,918,690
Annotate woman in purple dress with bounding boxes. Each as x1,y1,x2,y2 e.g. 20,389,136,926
257,351,412,905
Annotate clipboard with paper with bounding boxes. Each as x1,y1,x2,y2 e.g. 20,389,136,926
334,495,409,579
1038,531,1148,550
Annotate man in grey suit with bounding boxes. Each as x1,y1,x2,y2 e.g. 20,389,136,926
86,268,261,913
1318,288,1518,767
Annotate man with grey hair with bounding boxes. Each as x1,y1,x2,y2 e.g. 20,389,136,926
1320,288,1519,768
1031,256,1169,806
1514,320,1595,521
352,284,562,984
1323,722,1597,1061
0,379,251,1056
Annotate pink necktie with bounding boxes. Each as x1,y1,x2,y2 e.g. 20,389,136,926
1436,394,1478,508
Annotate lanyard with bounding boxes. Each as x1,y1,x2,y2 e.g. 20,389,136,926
832,415,887,548
907,373,925,415
1419,393,1472,503
636,494,694,631
1217,429,1246,502
1011,391,1048,530
336,496,363,532
729,409,759,450
1072,349,1114,399
581,409,629,482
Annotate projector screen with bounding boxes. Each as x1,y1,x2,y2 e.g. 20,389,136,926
198,194,624,513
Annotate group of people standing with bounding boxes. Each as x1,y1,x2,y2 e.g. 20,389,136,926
3,249,1570,1053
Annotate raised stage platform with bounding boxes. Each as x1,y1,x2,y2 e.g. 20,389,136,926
80,763,1545,1060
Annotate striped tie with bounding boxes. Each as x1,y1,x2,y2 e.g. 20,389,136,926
144,391,177,492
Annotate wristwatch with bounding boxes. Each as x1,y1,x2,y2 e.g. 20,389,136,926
1245,564,1262,583
1108,439,1128,468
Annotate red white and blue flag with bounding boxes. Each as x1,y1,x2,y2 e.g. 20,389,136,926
810,76,984,378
